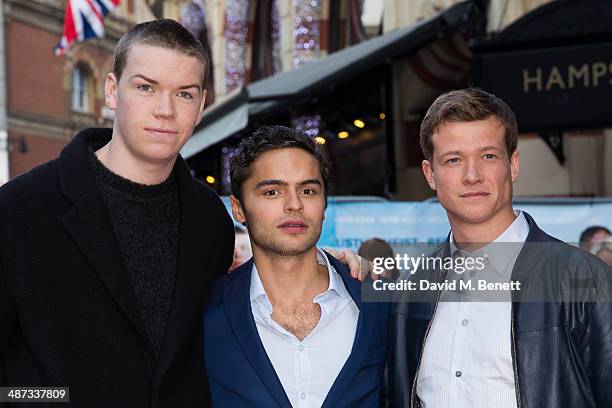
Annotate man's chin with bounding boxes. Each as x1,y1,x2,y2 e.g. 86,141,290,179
271,245,316,257
250,227,322,257
449,207,497,225
258,239,318,257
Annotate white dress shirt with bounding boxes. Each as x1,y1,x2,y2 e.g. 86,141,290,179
250,248,360,408
417,211,530,408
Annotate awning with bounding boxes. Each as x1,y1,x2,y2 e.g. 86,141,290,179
472,0,612,142
181,88,248,158
183,0,482,158
472,0,612,53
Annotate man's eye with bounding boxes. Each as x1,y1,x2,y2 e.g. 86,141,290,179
263,190,278,197
483,154,497,160
302,188,317,195
445,158,460,164
137,84,153,92
178,91,193,99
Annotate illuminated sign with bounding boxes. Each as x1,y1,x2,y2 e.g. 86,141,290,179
473,42,612,131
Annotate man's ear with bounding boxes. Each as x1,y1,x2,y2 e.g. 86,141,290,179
230,195,246,226
422,160,436,191
105,72,118,110
510,149,520,183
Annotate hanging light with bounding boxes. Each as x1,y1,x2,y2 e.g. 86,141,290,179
337,131,349,139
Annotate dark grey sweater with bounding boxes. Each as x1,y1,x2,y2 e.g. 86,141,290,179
89,144,179,358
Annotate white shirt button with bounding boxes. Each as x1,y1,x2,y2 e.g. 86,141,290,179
300,392,306,399
298,344,304,351
455,370,462,377
461,319,469,326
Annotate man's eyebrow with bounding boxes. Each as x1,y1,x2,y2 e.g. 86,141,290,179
254,179,323,189
130,74,158,84
439,146,502,158
439,150,462,158
299,179,323,187
254,179,288,189
178,83,202,92
130,74,202,92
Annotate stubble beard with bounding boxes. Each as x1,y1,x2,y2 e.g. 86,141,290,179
247,220,322,258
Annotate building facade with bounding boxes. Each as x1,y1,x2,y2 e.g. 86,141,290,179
191,0,611,199
0,0,190,182
3,0,610,199
384,0,612,198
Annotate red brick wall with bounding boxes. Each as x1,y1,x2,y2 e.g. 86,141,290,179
9,132,67,178
5,18,114,179
6,20,70,118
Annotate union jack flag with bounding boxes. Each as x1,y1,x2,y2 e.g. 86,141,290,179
54,0,121,56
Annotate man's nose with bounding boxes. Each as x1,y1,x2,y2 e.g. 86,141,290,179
153,93,176,118
463,159,483,184
284,190,304,213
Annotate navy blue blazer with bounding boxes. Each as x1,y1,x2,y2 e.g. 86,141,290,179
204,252,390,407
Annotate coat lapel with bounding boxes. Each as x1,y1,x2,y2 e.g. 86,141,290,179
223,261,292,408
321,254,372,408
58,129,153,352
153,156,215,379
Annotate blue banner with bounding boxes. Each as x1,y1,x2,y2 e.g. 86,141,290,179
222,197,612,251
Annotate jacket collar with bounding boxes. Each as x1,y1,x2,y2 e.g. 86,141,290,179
223,251,376,408
510,211,558,290
58,128,213,380
249,248,350,303
440,211,556,295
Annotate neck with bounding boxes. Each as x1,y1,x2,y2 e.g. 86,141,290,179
95,138,176,185
450,207,517,251
252,246,328,302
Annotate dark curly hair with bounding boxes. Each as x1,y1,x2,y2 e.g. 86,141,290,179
230,125,331,205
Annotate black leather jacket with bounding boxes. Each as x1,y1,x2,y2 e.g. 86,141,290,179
387,213,612,408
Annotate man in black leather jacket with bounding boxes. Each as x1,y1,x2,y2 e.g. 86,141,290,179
386,89,611,408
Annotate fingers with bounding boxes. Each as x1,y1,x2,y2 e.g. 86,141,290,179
325,248,345,259
326,248,370,282
342,249,362,281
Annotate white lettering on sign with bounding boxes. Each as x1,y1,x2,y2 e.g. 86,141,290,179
523,62,612,93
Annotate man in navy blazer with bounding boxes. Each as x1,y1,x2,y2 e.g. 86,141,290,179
204,125,389,407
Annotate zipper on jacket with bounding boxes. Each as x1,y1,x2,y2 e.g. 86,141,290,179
510,299,521,408
410,269,447,408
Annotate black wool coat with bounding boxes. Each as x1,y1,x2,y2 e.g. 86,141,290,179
0,128,234,407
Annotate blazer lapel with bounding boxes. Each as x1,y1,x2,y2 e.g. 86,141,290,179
59,129,153,352
321,255,372,408
223,261,292,408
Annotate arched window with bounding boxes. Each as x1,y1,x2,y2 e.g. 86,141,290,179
71,64,91,112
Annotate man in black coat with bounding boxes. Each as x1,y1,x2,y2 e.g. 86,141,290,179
0,20,234,407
